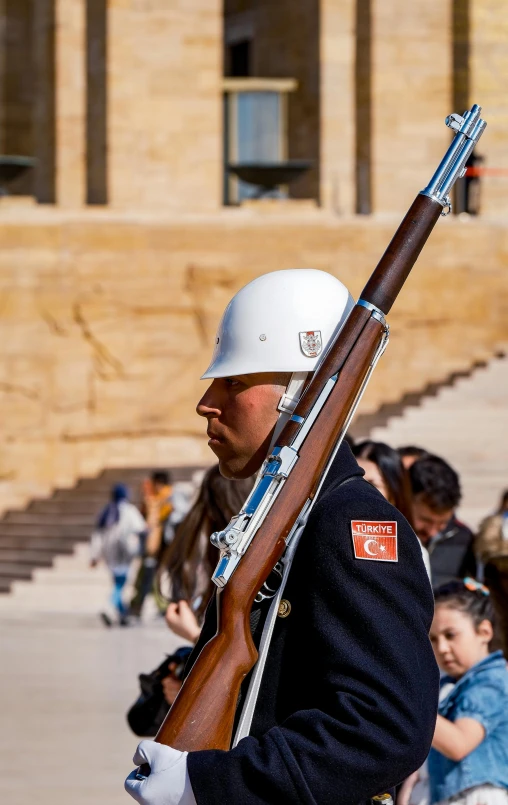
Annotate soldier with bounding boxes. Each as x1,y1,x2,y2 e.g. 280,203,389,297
125,269,439,805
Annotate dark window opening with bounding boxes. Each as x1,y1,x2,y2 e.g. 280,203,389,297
452,0,473,214
227,40,251,78
355,0,372,214
86,0,108,204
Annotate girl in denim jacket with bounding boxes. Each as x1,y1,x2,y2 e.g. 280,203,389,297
427,580,508,805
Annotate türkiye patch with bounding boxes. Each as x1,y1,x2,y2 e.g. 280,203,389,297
351,520,398,562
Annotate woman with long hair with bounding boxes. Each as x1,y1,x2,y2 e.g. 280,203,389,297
156,464,255,642
352,440,414,524
150,465,255,711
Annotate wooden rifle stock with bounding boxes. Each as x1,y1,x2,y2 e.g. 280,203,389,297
152,189,460,751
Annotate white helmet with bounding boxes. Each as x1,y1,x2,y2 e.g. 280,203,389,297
202,269,354,380
202,270,354,427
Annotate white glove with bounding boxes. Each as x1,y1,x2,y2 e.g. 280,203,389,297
125,741,197,805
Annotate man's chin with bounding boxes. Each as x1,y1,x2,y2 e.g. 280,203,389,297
210,440,271,480
207,442,246,479
217,457,252,481
216,451,265,480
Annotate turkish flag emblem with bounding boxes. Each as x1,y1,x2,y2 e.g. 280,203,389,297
351,520,398,562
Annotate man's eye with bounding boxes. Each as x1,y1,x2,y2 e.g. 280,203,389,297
225,378,240,387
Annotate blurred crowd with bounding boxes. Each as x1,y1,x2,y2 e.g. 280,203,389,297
90,437,508,805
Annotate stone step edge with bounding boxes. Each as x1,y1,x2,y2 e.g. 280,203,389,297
351,349,506,440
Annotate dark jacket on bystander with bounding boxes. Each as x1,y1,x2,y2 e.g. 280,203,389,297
428,515,477,589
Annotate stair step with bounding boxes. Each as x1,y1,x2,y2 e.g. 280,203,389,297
0,563,34,579
48,491,111,504
0,523,91,538
24,502,112,516
3,512,96,526
31,569,110,585
0,537,80,551
0,584,111,606
0,548,55,565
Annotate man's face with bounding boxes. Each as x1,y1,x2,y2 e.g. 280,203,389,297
196,373,286,479
412,494,453,545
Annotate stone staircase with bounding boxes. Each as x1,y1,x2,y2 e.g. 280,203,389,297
0,466,201,615
364,352,508,531
0,353,506,616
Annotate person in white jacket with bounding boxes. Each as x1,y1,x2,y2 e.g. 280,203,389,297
90,483,147,626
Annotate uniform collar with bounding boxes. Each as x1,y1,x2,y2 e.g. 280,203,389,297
319,440,364,496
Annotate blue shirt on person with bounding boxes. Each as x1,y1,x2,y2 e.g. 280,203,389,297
428,650,508,803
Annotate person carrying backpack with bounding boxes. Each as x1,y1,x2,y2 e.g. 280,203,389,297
90,483,147,626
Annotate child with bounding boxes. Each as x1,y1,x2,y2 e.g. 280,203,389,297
427,578,508,805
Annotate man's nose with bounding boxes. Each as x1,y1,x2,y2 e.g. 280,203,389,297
196,381,221,418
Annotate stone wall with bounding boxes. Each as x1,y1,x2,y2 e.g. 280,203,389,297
0,205,506,514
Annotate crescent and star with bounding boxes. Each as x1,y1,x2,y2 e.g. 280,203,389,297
364,540,388,556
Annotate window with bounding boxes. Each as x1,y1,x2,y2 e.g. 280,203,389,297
223,78,297,204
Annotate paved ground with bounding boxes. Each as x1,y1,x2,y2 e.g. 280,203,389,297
0,612,182,805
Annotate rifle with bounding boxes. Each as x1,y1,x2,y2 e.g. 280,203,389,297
154,105,486,753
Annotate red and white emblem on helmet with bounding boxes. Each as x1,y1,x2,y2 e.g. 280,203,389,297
299,330,322,358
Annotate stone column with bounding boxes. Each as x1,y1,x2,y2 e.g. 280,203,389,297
372,0,451,214
470,1,508,217
320,0,356,214
55,0,86,207
107,0,222,211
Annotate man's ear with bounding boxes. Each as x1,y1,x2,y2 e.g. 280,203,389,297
477,618,494,644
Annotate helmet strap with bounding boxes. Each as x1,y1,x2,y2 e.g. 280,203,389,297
277,371,308,415
267,371,309,455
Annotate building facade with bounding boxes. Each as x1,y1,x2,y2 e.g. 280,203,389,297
0,0,506,511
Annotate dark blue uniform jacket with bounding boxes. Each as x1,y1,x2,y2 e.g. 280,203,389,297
187,443,439,804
